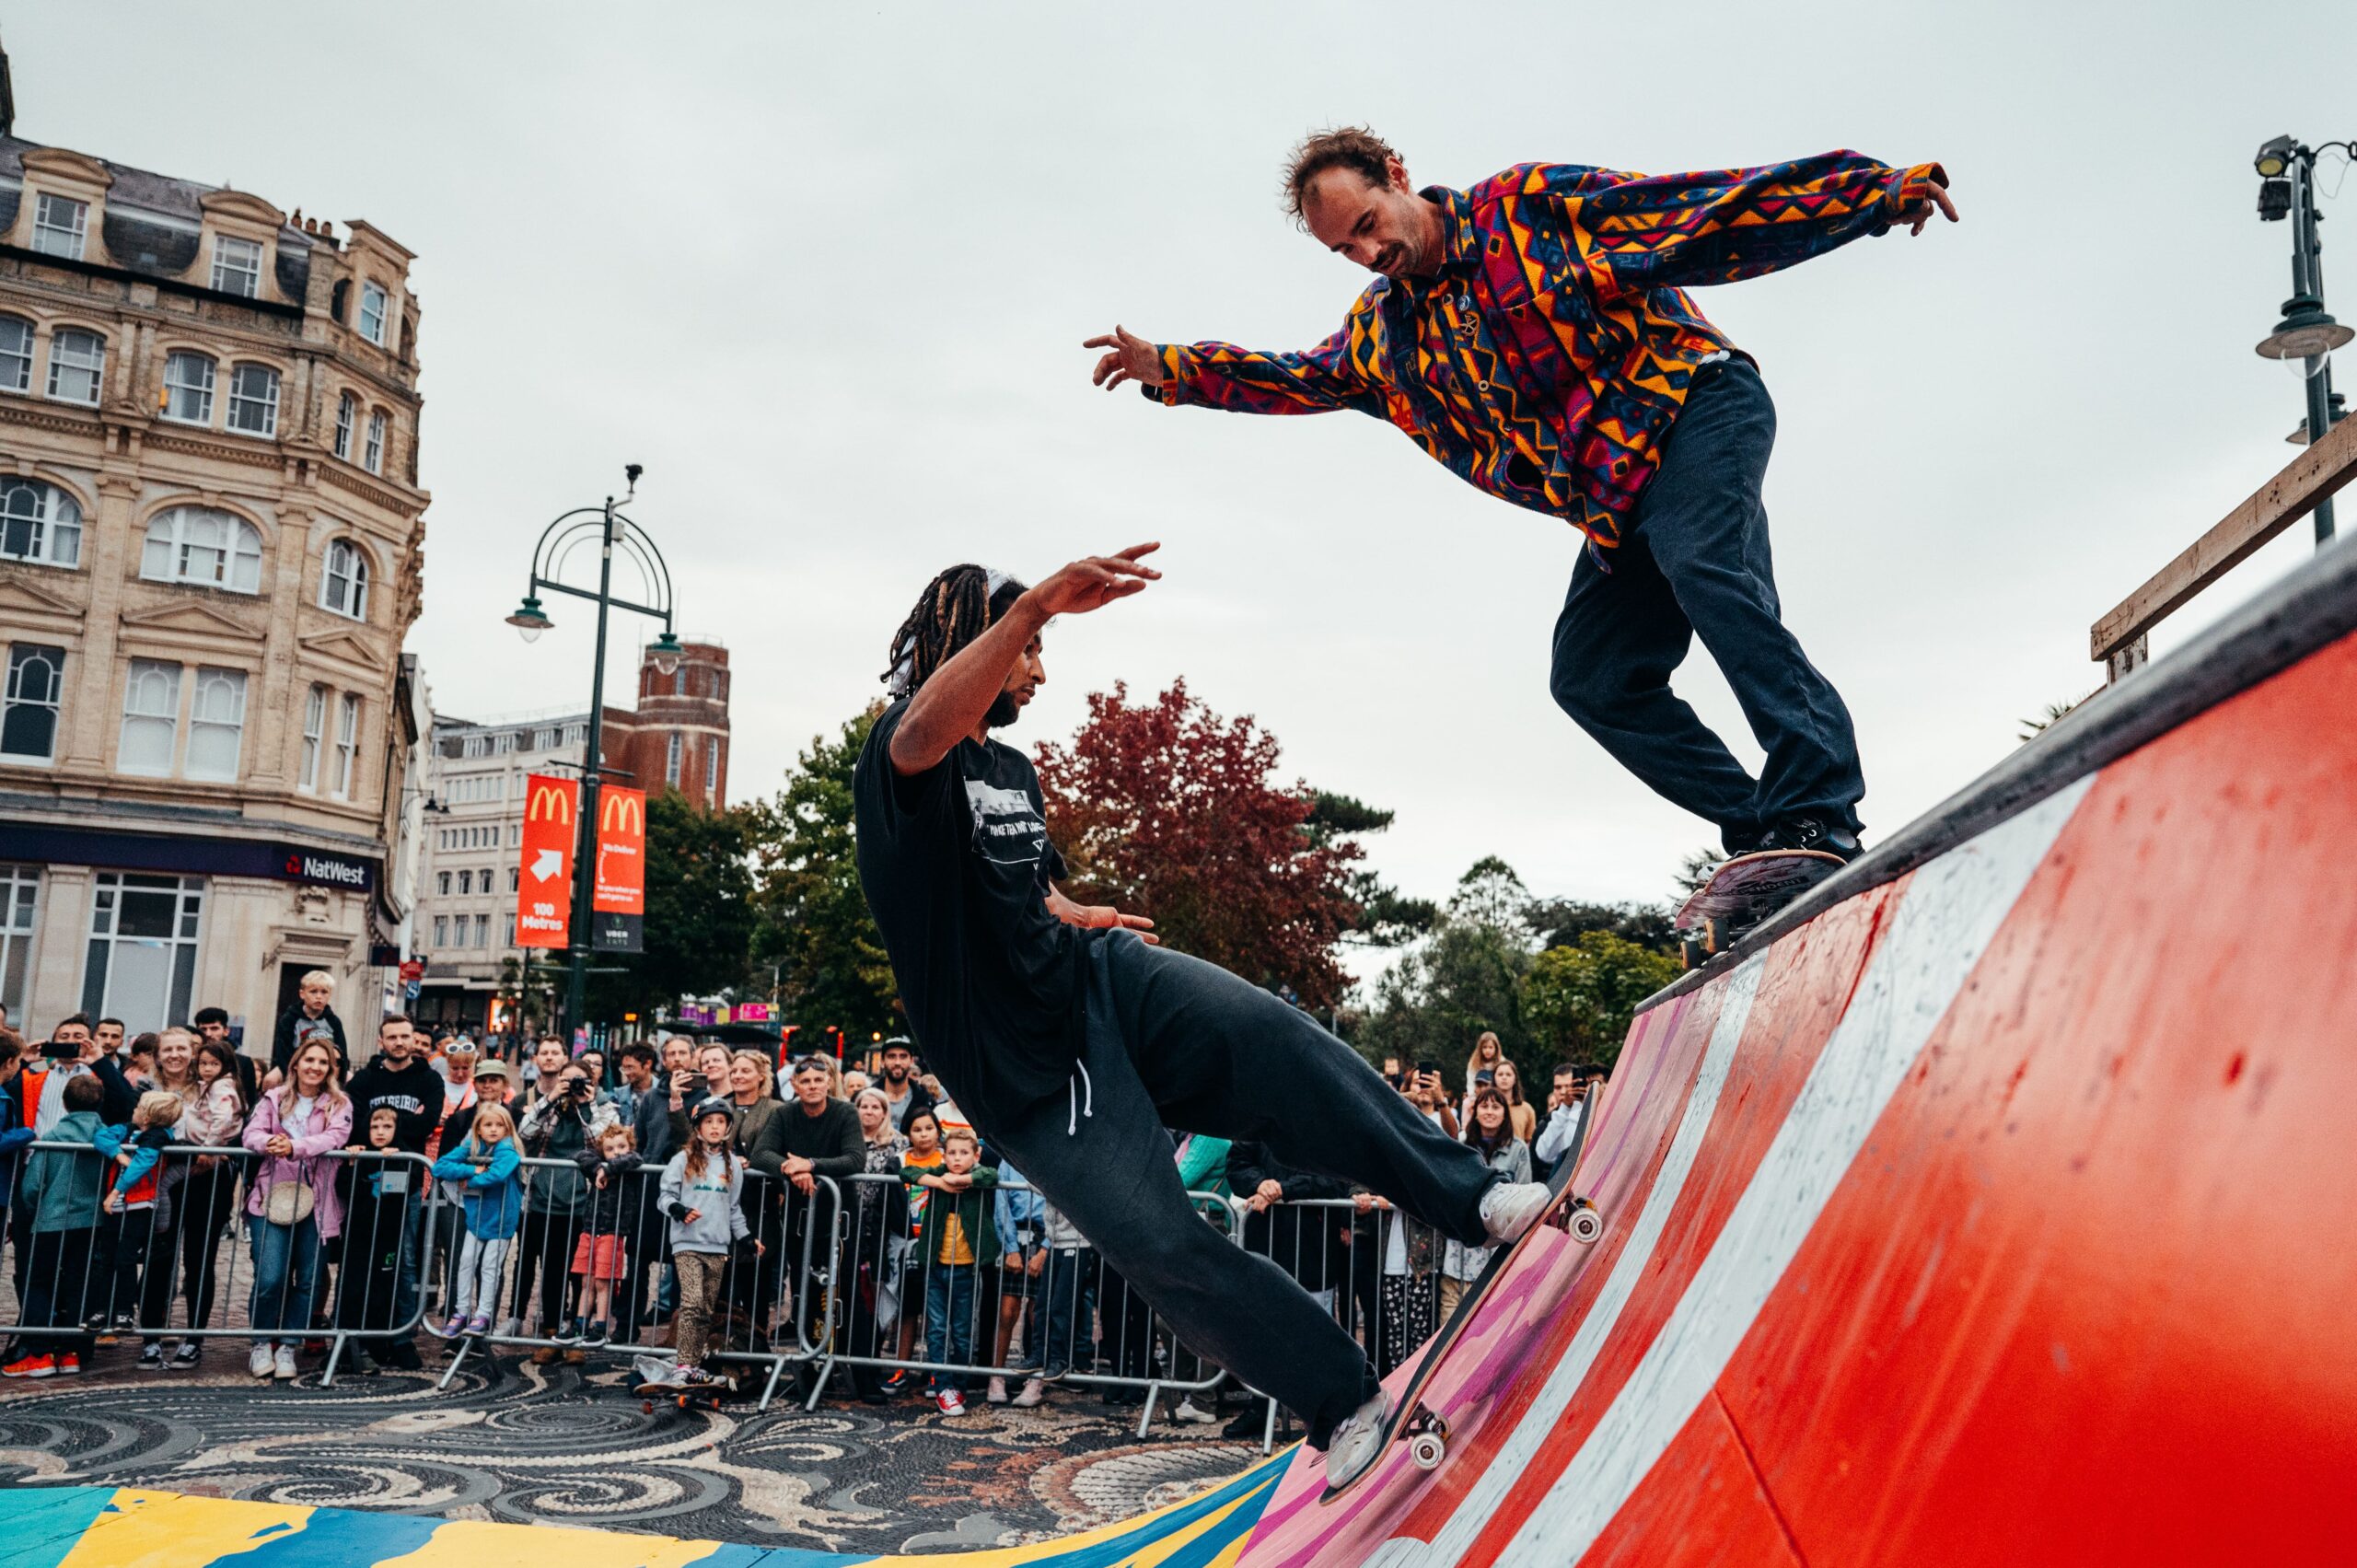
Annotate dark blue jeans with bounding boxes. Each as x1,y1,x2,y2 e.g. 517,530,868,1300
923,1262,978,1393
1020,1247,1088,1377
1550,359,1865,850
247,1213,321,1342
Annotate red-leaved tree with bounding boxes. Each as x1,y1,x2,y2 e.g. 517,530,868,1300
1034,679,1364,1009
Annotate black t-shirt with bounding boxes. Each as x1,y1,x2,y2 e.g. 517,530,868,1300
345,1056,447,1156
853,699,1089,1126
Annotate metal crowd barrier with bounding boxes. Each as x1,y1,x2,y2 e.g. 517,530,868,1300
426,1156,838,1411
0,1141,436,1388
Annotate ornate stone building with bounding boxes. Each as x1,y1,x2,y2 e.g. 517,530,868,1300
0,90,430,1041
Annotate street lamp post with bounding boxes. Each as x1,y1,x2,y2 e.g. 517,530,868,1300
505,466,685,1040
2252,134,2355,545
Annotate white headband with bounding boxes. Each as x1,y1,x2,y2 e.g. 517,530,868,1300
888,567,1016,697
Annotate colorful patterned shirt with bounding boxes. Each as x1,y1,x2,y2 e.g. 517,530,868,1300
1152,152,1945,560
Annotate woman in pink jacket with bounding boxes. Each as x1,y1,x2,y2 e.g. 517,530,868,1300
240,1039,352,1381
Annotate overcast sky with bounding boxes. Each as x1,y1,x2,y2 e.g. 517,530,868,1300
18,4,2354,970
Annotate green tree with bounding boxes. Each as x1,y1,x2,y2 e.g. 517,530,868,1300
1521,930,1683,1069
1527,897,1679,956
586,789,759,1021
1356,857,1538,1085
748,706,900,1040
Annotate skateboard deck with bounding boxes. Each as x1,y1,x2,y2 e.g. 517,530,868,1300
1320,1151,1599,1503
1676,849,1846,964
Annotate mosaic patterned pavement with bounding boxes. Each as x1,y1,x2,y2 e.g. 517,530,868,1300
0,1351,1276,1557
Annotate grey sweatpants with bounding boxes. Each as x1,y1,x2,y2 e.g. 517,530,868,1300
981,933,1496,1446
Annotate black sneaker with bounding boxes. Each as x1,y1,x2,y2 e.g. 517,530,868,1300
169,1341,203,1369
1759,817,1862,862
138,1342,165,1370
1222,1403,1273,1441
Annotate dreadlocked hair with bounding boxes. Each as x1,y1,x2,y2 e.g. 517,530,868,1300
882,563,1028,694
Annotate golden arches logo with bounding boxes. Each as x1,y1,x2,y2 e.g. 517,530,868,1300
526,783,574,824
601,793,644,835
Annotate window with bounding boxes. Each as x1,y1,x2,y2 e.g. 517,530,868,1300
119,659,181,775
0,864,39,1018
564,723,586,747
45,328,104,405
331,693,360,798
507,822,520,848
0,479,82,568
142,505,263,593
432,915,447,948
298,684,325,791
363,409,386,473
667,731,683,787
322,539,369,620
225,363,279,436
184,667,247,782
674,668,687,695
458,869,472,896
493,731,514,755
475,913,492,947
31,194,87,260
0,316,35,392
534,727,556,750
2,645,64,762
358,282,389,345
210,235,262,297
505,865,518,892
705,738,720,793
479,865,492,891
436,871,450,897
333,392,355,459
81,873,203,1035
461,734,487,759
504,913,516,945
162,351,215,424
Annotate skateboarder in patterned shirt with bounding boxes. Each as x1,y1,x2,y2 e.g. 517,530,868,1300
852,548,1551,1488
1086,128,1956,904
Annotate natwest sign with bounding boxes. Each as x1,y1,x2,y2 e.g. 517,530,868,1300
278,844,375,891
516,773,577,949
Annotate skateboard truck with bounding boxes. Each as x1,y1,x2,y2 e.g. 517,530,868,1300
1402,1404,1450,1470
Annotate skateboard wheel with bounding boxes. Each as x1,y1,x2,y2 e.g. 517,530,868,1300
1408,1431,1446,1470
640,1400,655,1414
1569,1205,1603,1245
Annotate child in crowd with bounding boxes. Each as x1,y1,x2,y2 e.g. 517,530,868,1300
570,1122,643,1346
434,1101,522,1337
336,1107,419,1372
905,1125,998,1415
986,1157,1046,1405
1009,1194,1097,1406
886,1109,946,1383
99,1089,184,1363
4,1074,109,1377
659,1099,754,1383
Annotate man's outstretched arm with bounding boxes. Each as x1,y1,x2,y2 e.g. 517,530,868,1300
1086,319,1386,416
1530,152,1954,296
888,544,1163,777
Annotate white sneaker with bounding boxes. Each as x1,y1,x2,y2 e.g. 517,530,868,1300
1174,1397,1218,1424
249,1342,274,1378
986,1376,1009,1404
273,1343,299,1380
1478,1180,1553,1246
1011,1376,1045,1408
1323,1388,1391,1490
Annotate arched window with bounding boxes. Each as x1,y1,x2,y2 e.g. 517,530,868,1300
363,408,387,474
142,505,262,594
162,351,216,424
321,539,370,621
333,392,355,460
298,683,326,791
225,363,279,436
46,328,104,405
0,480,83,568
0,316,34,392
358,283,388,346
667,731,683,787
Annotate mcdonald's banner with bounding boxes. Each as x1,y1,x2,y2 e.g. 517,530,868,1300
591,784,646,954
517,773,577,950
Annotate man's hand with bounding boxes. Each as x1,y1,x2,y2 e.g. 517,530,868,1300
783,1155,813,1179
1085,326,1166,393
1255,1179,1283,1204
1046,889,1159,946
1025,543,1163,620
1896,176,1957,237
791,1172,816,1197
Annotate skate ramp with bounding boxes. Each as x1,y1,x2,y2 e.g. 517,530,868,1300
1225,535,2357,1564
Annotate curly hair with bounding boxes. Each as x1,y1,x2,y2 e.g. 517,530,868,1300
1281,125,1400,225
881,564,1028,696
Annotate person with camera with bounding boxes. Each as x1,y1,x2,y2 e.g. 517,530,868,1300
514,1043,617,1360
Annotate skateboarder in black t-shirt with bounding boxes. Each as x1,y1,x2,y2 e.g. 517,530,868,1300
852,542,1551,1487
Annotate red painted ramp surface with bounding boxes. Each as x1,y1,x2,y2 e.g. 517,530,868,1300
1232,621,2357,1564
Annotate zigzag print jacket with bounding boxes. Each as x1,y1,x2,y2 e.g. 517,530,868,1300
1153,152,1945,561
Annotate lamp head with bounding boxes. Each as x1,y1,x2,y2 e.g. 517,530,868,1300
2256,297,2355,361
505,594,552,644
649,631,685,677
2254,135,2297,180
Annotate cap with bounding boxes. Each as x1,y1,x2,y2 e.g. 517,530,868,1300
472,1058,511,1079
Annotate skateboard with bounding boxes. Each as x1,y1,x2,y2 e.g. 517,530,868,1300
632,1352,741,1413
1675,849,1846,967
1320,1155,1601,1502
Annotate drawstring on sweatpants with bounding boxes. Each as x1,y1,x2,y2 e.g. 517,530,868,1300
1067,1061,1095,1136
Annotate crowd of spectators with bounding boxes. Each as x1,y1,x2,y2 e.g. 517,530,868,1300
0,985,1607,1435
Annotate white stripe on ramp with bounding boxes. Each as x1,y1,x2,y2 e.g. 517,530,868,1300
1488,776,2092,1566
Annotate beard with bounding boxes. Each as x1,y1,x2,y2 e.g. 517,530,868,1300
985,690,1023,728
884,1063,909,1084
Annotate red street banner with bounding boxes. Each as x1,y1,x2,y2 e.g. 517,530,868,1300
591,785,646,954
517,773,577,949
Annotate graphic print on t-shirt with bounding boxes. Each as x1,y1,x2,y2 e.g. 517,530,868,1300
965,779,1049,868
